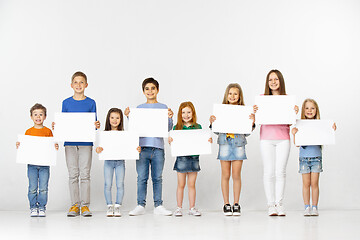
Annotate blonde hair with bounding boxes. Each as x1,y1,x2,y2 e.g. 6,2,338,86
301,98,320,119
175,101,199,130
222,83,245,105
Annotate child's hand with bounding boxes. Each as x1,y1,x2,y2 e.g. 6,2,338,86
333,123,337,131
16,141,20,149
124,107,130,117
249,113,255,124
253,105,258,113
168,108,174,118
208,138,213,143
52,122,55,130
294,105,299,114
96,147,103,153
55,143,59,150
209,115,216,124
168,137,173,144
137,146,141,153
95,121,100,129
291,127,298,135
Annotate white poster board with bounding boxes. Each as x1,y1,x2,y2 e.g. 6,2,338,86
128,108,168,137
212,104,253,134
255,95,296,124
16,135,57,166
97,131,139,160
169,129,212,157
54,112,96,142
294,120,335,145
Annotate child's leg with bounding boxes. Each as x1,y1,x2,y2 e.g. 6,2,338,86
114,160,125,205
260,140,276,205
302,173,311,206
274,140,290,205
176,172,187,208
150,148,165,207
38,166,50,210
136,148,151,207
231,160,243,204
78,146,92,206
220,160,231,205
310,172,320,206
65,146,80,206
104,161,115,205
187,172,198,208
27,165,39,209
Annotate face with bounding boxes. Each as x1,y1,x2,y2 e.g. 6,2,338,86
227,87,240,104
268,72,280,92
31,109,46,126
71,76,88,94
181,106,193,124
304,101,317,119
109,112,121,129
143,83,159,100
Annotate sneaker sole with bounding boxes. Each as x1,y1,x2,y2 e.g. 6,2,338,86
268,213,278,216
224,212,233,216
233,212,241,216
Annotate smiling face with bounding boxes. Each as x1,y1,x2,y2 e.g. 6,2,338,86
109,112,121,130
143,83,159,102
227,87,240,105
31,109,46,128
181,106,193,126
304,101,317,119
268,72,280,93
71,76,88,95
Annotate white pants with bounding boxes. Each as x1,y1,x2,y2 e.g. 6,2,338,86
260,140,290,206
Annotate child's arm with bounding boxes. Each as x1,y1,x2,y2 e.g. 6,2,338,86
95,147,103,153
168,136,173,144
291,127,298,145
208,137,213,143
250,113,256,131
168,108,174,131
55,143,59,150
253,105,258,113
95,121,100,129
333,123,337,131
16,141,20,149
137,146,141,153
294,105,299,114
124,107,130,117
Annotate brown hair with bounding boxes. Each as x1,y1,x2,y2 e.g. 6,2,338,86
264,69,286,95
174,102,199,130
301,99,320,120
104,108,124,131
71,71,87,83
222,83,245,105
30,103,47,116
142,77,159,91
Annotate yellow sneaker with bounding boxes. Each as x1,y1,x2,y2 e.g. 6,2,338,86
67,204,80,217
81,206,92,217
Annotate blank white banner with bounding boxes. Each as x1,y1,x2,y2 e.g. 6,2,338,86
16,135,57,166
169,129,212,157
255,95,296,124
54,112,96,142
128,108,168,137
212,104,253,134
97,131,139,160
294,120,335,146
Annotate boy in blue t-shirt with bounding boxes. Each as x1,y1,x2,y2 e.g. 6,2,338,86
57,72,100,217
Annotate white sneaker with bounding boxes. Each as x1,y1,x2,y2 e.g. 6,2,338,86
114,204,121,217
106,205,114,217
304,206,311,216
30,208,38,217
268,205,278,216
173,207,183,217
129,205,145,216
154,205,172,216
188,207,201,216
276,204,286,216
38,209,46,217
311,206,319,216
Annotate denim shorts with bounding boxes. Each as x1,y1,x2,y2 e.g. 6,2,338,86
299,157,323,174
217,137,247,161
173,156,200,173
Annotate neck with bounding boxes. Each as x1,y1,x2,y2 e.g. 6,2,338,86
271,90,280,95
146,99,158,104
184,122,192,127
73,93,86,100
111,126,118,131
33,124,44,129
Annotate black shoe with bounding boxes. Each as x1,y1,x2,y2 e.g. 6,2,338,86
232,203,241,216
223,204,232,216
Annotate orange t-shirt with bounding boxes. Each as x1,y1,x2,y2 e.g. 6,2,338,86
25,126,53,137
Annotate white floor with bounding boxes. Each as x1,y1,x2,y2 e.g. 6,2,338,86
1,210,359,240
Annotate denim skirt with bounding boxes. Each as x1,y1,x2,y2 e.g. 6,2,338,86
173,156,200,173
217,137,247,161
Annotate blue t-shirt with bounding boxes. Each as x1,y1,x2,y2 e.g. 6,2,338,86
299,145,322,158
137,102,173,149
62,96,97,146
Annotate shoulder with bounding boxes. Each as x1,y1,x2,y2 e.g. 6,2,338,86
25,127,33,135
85,96,95,103
196,123,202,129
155,102,168,109
63,96,73,103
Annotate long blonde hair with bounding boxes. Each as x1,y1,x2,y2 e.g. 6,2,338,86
174,101,199,130
222,83,245,105
301,98,320,119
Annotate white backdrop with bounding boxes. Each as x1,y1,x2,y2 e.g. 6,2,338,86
0,0,359,211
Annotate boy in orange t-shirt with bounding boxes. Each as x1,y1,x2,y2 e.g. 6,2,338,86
16,103,58,217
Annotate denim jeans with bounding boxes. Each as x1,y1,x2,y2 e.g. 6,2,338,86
27,164,50,210
104,160,125,205
136,147,165,207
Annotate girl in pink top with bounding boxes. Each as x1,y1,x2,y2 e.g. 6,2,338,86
254,70,298,216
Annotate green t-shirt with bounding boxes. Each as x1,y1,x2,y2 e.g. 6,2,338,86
173,123,202,157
